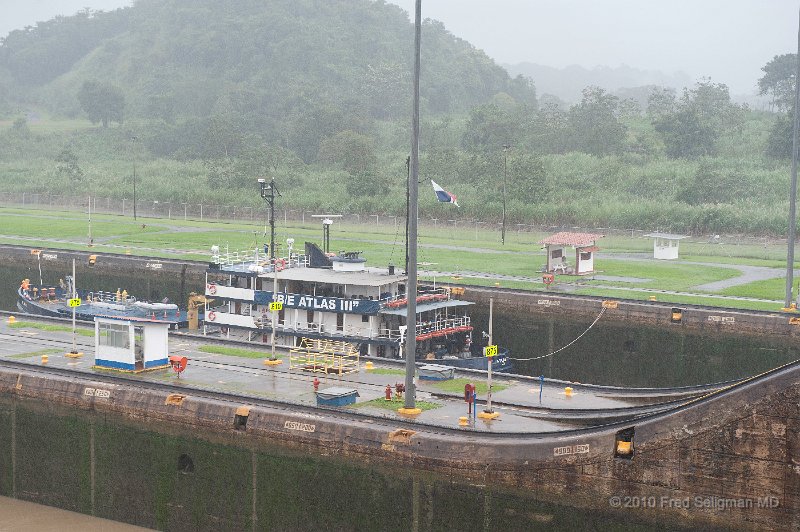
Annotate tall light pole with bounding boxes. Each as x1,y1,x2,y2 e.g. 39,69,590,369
131,135,138,220
501,144,510,245
786,7,800,309
259,178,280,260
400,0,422,415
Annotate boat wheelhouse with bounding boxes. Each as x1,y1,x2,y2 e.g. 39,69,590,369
203,242,504,368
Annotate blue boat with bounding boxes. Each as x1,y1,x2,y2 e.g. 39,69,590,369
17,276,189,329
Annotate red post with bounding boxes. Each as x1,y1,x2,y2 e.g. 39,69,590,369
313,377,320,392
385,384,392,401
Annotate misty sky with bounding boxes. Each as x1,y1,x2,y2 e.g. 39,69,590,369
1,0,796,94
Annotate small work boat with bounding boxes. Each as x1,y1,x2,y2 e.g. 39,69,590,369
17,276,188,328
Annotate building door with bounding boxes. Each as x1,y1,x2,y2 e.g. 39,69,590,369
134,326,144,371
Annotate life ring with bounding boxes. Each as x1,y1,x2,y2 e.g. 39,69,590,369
207,311,217,321
275,258,287,272
542,273,555,285
207,283,217,295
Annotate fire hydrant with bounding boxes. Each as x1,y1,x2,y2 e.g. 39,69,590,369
394,383,405,401
313,377,320,392
385,384,393,401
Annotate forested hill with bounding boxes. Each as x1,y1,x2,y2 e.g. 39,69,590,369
0,0,534,126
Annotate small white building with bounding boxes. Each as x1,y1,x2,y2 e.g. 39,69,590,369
539,232,604,275
644,233,688,260
94,317,170,371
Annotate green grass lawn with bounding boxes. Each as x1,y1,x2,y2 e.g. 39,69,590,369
9,321,95,336
351,397,441,411
0,204,797,313
431,378,507,395
198,345,281,359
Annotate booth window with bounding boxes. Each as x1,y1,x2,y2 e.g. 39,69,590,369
98,322,130,349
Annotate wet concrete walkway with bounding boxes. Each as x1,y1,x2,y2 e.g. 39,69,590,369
0,317,715,434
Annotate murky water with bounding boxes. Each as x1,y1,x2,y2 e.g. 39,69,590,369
0,496,150,531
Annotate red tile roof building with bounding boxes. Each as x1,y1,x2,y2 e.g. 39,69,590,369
539,232,604,275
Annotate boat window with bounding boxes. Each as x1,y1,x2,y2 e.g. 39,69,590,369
307,310,314,327
362,314,369,323
98,322,130,349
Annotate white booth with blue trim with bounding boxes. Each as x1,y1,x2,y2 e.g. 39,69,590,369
94,316,170,371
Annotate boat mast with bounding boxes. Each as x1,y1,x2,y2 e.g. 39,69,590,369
786,7,800,309
403,0,422,412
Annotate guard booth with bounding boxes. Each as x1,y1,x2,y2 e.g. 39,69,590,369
644,233,688,260
94,316,170,372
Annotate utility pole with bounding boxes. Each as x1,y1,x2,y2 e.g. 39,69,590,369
786,7,800,309
501,144,510,245
132,136,138,221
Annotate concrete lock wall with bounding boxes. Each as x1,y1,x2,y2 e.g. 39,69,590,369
2,243,796,339
0,362,799,530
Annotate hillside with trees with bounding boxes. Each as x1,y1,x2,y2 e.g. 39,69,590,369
0,1,795,236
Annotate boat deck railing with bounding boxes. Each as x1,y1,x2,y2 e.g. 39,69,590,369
213,248,308,272
416,316,471,337
380,286,453,307
86,291,136,305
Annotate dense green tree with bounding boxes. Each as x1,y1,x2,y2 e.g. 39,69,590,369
652,80,742,158
461,103,525,153
507,153,548,203
566,87,626,156
676,159,750,205
759,54,796,112
318,130,387,197
654,107,718,158
646,87,676,118
765,113,793,159
78,81,125,127
55,145,84,184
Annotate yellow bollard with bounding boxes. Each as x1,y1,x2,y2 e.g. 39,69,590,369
365,361,374,370
649,295,657,301
7,316,15,324
41,354,48,364
459,416,468,426
564,386,573,397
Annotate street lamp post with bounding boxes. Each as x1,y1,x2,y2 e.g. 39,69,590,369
501,144,510,245
259,178,280,260
131,136,138,220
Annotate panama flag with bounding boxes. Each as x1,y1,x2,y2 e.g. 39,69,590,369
431,180,459,207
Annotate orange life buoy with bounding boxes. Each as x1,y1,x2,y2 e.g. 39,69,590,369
542,273,555,285
207,311,217,321
275,258,287,272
